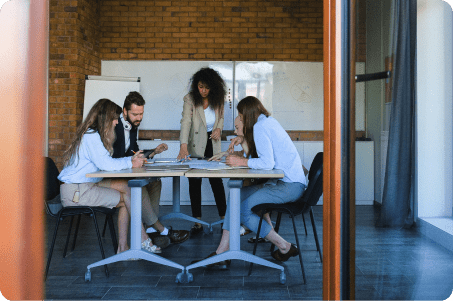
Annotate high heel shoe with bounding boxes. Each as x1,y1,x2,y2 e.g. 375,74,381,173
191,252,231,269
271,244,299,262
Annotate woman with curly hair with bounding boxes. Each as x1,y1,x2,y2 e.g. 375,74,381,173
58,98,161,254
177,67,227,236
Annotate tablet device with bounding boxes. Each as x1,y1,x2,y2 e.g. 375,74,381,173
142,149,156,158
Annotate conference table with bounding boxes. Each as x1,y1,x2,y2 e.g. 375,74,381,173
84,164,286,284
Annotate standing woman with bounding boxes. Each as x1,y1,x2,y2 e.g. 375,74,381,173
193,96,307,266
177,67,227,235
58,98,161,254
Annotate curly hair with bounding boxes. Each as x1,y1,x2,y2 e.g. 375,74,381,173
236,96,270,159
123,91,145,110
189,67,226,111
62,98,122,166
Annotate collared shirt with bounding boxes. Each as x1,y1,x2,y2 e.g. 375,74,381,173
58,130,133,183
247,114,307,185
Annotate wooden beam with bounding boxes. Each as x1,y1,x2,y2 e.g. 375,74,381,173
323,0,342,300
0,1,47,299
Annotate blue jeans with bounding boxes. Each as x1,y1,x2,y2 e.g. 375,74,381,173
222,180,306,238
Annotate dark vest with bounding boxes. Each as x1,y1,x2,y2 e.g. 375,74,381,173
112,117,139,158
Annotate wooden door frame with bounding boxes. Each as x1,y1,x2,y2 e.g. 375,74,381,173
323,0,356,299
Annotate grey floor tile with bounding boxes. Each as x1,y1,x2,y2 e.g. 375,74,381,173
44,205,453,300
103,286,200,300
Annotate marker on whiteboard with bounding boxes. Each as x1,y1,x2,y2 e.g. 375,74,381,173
154,139,162,141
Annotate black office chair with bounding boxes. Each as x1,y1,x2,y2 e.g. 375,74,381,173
248,152,324,284
44,157,118,280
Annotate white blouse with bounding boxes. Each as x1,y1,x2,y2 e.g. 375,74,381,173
204,106,216,132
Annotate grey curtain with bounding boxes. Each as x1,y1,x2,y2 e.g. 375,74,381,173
377,0,416,228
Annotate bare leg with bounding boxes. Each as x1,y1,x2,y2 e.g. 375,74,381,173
110,179,160,251
215,229,230,254
116,197,129,253
263,213,273,228
265,230,292,254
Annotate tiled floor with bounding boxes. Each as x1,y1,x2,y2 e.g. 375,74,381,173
45,205,453,300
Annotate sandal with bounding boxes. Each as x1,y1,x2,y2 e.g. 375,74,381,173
240,225,252,236
141,238,162,254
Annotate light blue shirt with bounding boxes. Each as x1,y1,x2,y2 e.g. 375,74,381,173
58,130,133,183
247,114,306,185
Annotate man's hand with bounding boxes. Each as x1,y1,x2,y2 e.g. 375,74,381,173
153,143,168,155
227,136,244,153
131,156,146,168
210,128,221,141
225,154,248,167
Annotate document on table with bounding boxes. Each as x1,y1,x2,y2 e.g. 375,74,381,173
146,165,190,171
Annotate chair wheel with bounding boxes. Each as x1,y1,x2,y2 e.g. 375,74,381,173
279,271,286,284
85,270,91,282
175,272,193,283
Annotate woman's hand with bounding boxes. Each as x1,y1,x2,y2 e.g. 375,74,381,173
177,143,190,160
208,151,228,161
210,128,221,141
227,136,244,153
225,154,248,167
131,156,146,168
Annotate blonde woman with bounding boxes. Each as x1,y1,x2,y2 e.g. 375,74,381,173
58,98,161,254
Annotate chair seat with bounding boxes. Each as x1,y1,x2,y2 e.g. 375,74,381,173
58,206,117,218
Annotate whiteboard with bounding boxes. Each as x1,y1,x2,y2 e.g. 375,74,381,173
83,78,140,119
101,61,234,130
233,61,365,131
97,61,366,131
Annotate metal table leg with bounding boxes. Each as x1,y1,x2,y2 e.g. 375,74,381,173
86,178,185,281
159,176,210,227
185,179,285,283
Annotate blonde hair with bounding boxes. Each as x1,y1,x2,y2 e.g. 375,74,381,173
62,98,122,166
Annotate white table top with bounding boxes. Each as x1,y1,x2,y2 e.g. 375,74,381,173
86,167,284,179
184,168,284,178
86,167,189,178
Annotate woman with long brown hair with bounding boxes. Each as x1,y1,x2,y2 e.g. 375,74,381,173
193,96,307,267
58,98,161,254
177,67,227,236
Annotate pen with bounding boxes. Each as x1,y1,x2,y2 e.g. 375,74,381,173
180,154,191,163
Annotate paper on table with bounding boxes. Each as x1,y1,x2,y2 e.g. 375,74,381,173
146,165,190,171
188,161,249,170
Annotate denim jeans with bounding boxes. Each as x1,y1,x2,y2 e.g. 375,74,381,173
222,180,306,238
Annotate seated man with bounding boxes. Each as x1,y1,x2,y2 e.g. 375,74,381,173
113,91,189,248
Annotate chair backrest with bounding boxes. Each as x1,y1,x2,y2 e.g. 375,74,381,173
301,152,323,207
44,157,63,216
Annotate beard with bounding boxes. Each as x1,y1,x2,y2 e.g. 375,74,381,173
126,114,141,128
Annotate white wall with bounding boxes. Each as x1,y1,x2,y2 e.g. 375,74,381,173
417,0,453,217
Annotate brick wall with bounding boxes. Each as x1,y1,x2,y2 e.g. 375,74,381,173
48,0,101,168
99,0,324,61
